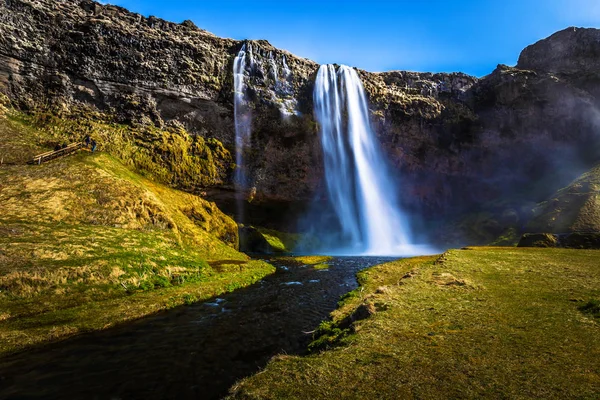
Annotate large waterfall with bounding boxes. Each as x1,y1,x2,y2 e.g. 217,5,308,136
313,64,413,255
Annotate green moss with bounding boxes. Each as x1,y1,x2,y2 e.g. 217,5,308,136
527,163,600,233
307,320,351,352
490,227,519,246
255,227,314,253
9,109,233,191
278,255,333,265
312,263,329,270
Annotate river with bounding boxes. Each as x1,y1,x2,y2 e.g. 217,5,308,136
0,256,396,400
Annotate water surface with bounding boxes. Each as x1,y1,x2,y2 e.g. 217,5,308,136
0,256,396,400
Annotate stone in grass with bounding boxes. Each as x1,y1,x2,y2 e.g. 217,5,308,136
338,303,377,330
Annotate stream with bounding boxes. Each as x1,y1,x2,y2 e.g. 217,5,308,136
0,256,396,400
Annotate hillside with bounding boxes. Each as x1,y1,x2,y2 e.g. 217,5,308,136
527,164,600,233
0,104,274,355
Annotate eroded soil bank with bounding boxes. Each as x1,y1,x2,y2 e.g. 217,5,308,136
0,256,394,400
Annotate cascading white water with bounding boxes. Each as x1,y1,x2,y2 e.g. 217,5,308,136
282,55,291,79
314,64,413,255
268,51,279,84
233,43,252,221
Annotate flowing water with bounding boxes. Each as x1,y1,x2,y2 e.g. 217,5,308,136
268,51,279,84
0,256,395,400
314,65,424,256
282,55,291,79
233,43,252,222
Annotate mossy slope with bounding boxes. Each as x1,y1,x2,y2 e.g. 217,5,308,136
527,164,600,233
0,111,274,356
10,109,233,191
230,247,600,399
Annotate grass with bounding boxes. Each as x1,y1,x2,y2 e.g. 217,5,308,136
229,247,600,399
255,227,317,253
0,111,275,356
278,255,333,265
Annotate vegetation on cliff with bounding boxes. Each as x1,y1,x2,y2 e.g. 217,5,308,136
0,107,275,356
230,247,600,399
527,163,600,234
13,109,234,191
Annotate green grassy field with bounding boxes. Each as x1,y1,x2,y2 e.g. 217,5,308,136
230,247,600,399
0,108,275,356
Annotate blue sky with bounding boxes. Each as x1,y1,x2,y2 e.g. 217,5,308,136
107,0,599,77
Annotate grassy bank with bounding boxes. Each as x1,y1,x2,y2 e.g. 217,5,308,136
230,247,600,399
0,111,275,356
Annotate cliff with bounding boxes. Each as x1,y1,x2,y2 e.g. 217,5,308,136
2,0,600,244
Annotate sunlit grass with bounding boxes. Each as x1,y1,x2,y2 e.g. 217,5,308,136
0,112,275,356
278,255,333,265
230,247,600,399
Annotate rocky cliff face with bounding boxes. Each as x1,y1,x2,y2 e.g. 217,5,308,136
2,0,600,244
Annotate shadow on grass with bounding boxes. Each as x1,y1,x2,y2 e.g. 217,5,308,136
0,256,392,400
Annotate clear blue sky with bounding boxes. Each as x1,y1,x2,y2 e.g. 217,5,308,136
106,0,599,77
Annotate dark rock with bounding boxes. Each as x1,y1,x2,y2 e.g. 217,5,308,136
238,226,273,254
338,302,377,330
518,232,600,249
559,232,600,249
517,233,559,248
517,27,600,76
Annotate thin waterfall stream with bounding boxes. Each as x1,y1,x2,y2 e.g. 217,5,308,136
233,43,252,222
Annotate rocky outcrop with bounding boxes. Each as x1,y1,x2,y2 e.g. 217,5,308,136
518,233,559,248
2,1,600,245
518,232,600,249
238,226,273,254
0,0,477,202
526,163,600,233
518,27,600,77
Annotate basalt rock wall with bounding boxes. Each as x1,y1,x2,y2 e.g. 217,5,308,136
2,0,600,243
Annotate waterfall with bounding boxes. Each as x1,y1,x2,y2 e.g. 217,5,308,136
282,55,291,79
313,64,413,255
268,51,279,84
233,43,252,221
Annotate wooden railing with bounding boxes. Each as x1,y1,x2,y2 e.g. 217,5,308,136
28,142,85,165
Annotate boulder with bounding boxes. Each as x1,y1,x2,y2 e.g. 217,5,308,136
517,233,559,248
238,226,273,254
